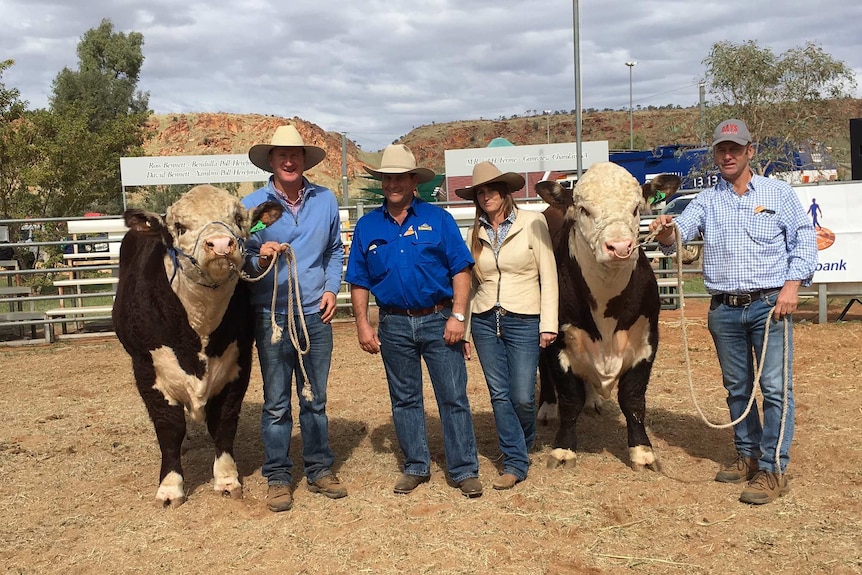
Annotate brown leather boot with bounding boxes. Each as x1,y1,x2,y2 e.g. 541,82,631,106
739,471,790,504
266,484,293,512
715,453,759,484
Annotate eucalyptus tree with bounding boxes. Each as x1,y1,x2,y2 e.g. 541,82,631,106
699,40,856,177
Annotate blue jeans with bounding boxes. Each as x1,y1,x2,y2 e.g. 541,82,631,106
707,291,795,473
377,309,479,483
255,311,335,485
470,309,540,480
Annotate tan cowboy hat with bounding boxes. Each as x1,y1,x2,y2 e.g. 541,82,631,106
248,124,326,172
454,161,525,200
363,144,435,183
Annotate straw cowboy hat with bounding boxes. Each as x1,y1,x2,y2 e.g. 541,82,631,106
455,161,525,200
363,144,435,183
248,124,327,172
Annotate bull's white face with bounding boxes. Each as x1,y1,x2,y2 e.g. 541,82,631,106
569,162,644,265
164,185,250,286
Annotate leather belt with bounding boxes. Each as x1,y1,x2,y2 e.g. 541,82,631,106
382,299,452,317
713,289,780,307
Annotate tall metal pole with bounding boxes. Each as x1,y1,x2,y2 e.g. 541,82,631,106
699,82,706,147
341,132,349,205
544,110,551,144
573,0,583,179
625,61,637,149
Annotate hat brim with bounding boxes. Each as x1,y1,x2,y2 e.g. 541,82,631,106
711,136,750,148
249,144,327,172
454,172,525,201
363,166,436,184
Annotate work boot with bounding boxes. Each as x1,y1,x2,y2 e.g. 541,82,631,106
739,471,790,505
266,484,293,512
457,477,483,498
393,473,430,495
308,473,348,499
492,473,520,490
715,453,759,484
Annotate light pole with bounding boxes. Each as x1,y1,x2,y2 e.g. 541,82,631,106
625,61,637,149
544,110,551,144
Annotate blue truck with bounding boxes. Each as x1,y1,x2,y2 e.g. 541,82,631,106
609,143,837,191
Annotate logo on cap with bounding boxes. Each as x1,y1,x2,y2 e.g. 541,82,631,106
721,124,739,135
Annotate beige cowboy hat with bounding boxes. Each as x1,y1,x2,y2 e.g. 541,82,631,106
248,124,327,172
363,144,435,183
454,161,525,200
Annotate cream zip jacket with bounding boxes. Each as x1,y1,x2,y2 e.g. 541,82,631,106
466,208,559,336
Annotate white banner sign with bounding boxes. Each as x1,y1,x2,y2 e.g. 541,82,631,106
120,155,270,186
794,180,862,283
444,141,610,177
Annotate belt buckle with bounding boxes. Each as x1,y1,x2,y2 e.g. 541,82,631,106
406,308,417,317
728,294,751,306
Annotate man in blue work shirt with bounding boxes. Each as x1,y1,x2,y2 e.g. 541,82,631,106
345,144,482,498
650,119,817,505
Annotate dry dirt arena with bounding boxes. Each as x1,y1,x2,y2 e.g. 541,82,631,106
1,299,861,575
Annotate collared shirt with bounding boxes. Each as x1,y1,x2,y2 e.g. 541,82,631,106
241,176,344,314
478,209,516,256
275,186,304,217
666,174,817,294
345,198,474,310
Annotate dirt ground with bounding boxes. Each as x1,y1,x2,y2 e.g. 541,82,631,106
1,298,861,575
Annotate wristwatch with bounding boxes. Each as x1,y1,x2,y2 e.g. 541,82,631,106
452,312,466,322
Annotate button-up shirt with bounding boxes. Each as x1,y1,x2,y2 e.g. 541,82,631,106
665,174,817,294
345,198,474,310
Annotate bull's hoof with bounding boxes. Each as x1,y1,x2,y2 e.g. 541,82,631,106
548,447,577,469
629,445,659,472
219,485,243,499
156,495,186,509
156,471,185,508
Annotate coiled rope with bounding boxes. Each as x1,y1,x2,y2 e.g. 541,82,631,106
237,243,314,402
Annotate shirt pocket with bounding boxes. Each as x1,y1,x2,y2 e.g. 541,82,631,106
411,229,443,265
366,240,390,281
744,212,780,244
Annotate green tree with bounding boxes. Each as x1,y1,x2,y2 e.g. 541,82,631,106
700,40,856,176
28,19,151,217
0,59,40,220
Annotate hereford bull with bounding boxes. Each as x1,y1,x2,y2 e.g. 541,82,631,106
540,162,660,471
113,185,282,507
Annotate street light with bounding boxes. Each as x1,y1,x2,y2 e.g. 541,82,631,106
544,110,552,144
625,61,637,149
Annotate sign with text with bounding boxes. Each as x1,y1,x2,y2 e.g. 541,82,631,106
794,181,862,284
443,141,609,201
120,155,270,186
444,141,609,177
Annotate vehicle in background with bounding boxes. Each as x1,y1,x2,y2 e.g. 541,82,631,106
639,191,702,264
610,142,837,192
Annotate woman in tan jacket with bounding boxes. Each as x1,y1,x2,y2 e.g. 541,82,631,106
456,162,559,490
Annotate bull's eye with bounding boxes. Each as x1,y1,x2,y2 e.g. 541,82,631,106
578,206,590,218
174,223,187,236
235,212,244,229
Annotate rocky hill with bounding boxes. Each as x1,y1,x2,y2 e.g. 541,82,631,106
145,102,862,198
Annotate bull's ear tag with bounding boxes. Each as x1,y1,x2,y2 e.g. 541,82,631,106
250,220,266,233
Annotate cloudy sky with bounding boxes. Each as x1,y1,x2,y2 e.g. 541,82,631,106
2,0,861,151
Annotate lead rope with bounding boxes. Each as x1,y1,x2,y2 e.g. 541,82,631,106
237,243,314,402
661,222,790,478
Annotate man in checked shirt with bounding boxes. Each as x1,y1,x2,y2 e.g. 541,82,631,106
650,119,817,505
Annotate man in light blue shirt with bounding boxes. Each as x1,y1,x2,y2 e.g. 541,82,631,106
650,119,817,505
243,125,346,512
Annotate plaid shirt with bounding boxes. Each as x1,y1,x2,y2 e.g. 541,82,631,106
666,175,817,294
478,209,517,256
